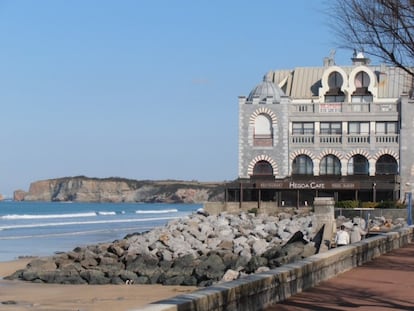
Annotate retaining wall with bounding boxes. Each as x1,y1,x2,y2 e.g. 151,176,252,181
137,226,414,311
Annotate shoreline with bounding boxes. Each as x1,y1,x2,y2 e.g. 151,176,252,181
0,259,197,311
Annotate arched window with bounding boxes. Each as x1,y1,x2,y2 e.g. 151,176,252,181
347,155,369,175
328,71,343,89
325,71,345,102
355,71,370,88
352,71,372,103
253,160,273,176
320,155,341,175
254,114,273,147
292,155,313,175
376,155,398,175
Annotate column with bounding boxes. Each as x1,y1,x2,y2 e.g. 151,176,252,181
313,197,336,253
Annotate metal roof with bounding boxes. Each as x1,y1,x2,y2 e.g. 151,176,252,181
267,64,413,100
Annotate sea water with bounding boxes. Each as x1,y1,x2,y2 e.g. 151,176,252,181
0,201,200,262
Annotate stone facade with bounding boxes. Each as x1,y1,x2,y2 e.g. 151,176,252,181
234,53,414,205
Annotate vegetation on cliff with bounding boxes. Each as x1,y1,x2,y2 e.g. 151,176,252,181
14,176,228,203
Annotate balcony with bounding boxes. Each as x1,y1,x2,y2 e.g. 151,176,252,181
290,102,398,114
253,134,273,147
376,134,399,144
347,135,370,144
290,133,399,146
319,135,342,144
291,135,314,144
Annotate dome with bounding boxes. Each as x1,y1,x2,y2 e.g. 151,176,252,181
247,75,285,102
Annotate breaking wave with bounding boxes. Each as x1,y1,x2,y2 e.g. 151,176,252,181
0,216,179,231
135,209,178,214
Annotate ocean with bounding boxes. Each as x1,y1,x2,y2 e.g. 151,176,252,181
0,201,201,262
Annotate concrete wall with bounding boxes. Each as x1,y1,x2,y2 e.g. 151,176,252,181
138,226,414,311
399,96,414,195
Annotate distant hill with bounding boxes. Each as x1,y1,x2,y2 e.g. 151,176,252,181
13,176,228,203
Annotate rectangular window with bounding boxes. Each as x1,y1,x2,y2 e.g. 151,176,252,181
325,95,345,103
376,121,398,134
351,95,373,103
349,122,370,134
292,122,314,135
320,122,342,134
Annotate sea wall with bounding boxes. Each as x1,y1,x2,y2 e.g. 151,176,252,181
139,226,414,311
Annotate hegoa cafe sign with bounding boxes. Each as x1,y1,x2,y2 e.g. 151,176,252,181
258,181,359,190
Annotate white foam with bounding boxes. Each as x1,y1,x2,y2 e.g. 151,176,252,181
0,216,179,231
1,212,97,220
0,226,155,240
135,209,178,214
97,211,117,216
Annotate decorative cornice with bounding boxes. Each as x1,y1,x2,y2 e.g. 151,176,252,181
290,149,315,160
373,149,399,161
344,149,371,160
317,149,343,160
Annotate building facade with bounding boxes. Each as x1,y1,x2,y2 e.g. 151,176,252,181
227,53,414,207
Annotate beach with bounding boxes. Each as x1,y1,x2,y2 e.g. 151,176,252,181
0,259,197,311
0,202,201,310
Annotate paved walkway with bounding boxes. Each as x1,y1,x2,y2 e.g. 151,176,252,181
266,242,414,311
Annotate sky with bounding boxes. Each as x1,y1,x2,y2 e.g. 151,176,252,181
0,0,354,197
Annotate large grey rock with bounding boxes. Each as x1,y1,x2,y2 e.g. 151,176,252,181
125,254,159,276
166,254,196,277
79,269,109,284
221,269,239,282
195,253,226,282
252,239,268,255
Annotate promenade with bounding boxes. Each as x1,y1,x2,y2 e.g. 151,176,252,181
266,242,414,311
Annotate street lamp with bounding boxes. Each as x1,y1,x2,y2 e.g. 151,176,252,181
373,182,376,203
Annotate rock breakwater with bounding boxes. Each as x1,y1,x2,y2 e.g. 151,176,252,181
7,210,320,287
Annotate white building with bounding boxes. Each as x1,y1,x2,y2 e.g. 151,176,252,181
227,52,414,207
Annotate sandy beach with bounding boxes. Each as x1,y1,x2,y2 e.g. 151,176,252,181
0,259,197,311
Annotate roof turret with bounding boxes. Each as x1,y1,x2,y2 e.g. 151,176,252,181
247,75,285,102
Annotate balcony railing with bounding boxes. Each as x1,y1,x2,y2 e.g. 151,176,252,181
376,134,399,144
253,134,273,147
290,133,399,146
319,135,342,144
347,135,370,144
291,135,314,144
290,102,398,114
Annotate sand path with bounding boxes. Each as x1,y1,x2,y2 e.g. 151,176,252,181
0,259,196,311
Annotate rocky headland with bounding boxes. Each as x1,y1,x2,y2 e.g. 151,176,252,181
13,176,226,203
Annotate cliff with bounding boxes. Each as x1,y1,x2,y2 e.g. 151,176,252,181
13,176,227,203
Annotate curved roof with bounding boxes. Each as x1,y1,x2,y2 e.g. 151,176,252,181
247,76,285,101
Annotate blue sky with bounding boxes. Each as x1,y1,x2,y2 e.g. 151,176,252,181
0,0,353,196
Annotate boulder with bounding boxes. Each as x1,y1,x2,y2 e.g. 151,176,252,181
195,253,226,282
79,269,109,284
